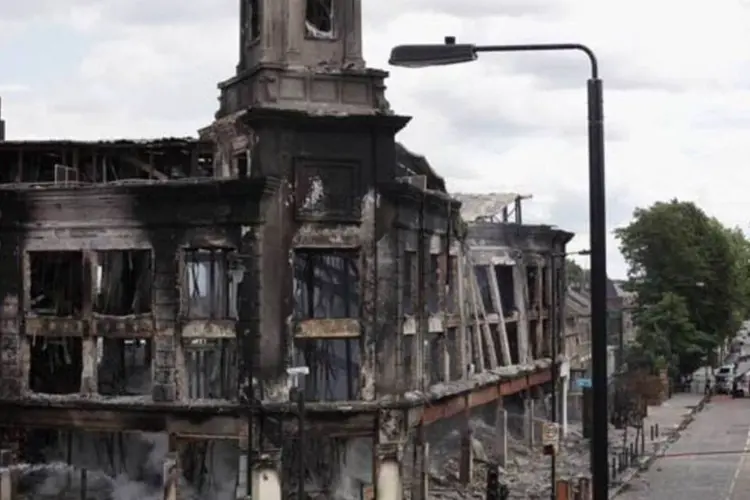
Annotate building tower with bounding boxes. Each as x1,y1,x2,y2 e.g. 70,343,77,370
217,0,387,118
200,2,413,498
203,0,399,177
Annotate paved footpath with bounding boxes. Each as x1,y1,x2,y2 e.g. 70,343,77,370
616,395,750,499
610,393,705,491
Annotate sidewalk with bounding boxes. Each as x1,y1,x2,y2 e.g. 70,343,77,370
609,392,707,497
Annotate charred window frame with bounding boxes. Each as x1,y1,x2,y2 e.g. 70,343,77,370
235,148,251,177
446,255,458,313
247,0,260,42
183,248,238,320
29,337,83,394
494,264,516,314
426,254,441,314
28,251,85,318
305,0,335,39
185,338,238,399
473,265,495,314
293,250,359,319
526,265,538,306
97,338,153,396
295,338,360,401
94,250,153,316
402,251,416,316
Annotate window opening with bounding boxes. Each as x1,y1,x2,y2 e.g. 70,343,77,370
473,265,495,313
305,0,334,39
98,338,152,396
94,250,152,315
295,338,359,401
29,251,84,317
426,255,440,314
185,249,238,319
185,338,237,399
402,251,416,315
29,337,82,394
248,0,260,41
293,250,359,319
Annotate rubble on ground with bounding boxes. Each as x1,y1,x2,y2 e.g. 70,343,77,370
423,417,643,499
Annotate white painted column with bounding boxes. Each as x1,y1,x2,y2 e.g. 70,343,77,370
162,452,179,500
376,443,403,500
0,449,13,500
560,359,570,437
251,449,282,500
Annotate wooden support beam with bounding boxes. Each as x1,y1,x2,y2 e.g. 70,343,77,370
513,264,530,363
456,250,468,379
420,367,552,425
485,264,512,366
121,155,168,180
469,266,498,369
465,264,485,372
535,264,544,358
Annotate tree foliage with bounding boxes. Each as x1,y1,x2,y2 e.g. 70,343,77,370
566,259,590,288
616,199,750,377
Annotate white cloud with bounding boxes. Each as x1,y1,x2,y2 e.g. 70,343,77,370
2,0,750,277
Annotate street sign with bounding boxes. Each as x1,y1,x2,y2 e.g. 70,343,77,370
577,377,592,388
542,422,560,449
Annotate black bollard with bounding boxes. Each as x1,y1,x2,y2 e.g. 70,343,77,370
499,483,509,500
486,465,500,500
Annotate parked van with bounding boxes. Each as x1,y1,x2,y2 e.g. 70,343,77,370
716,364,736,394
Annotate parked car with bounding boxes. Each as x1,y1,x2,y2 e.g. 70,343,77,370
716,364,736,394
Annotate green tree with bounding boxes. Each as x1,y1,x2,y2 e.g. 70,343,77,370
616,199,749,376
566,259,589,288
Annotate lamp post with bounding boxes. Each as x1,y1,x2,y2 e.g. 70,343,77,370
549,248,591,498
389,39,609,498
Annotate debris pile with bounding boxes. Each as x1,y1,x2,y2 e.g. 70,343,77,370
424,416,637,499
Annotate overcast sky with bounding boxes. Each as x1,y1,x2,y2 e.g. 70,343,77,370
2,0,750,278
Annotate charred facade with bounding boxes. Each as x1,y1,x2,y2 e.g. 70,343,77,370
0,2,577,499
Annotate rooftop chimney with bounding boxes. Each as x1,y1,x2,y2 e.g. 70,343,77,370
0,97,5,140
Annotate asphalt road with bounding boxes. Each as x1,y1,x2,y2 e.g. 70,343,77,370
617,395,750,500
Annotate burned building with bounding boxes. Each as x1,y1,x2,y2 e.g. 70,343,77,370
0,2,574,500
456,193,574,432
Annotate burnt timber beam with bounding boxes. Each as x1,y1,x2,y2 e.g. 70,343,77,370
420,366,552,425
0,405,376,438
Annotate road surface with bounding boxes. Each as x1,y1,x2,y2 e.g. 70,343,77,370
617,394,750,499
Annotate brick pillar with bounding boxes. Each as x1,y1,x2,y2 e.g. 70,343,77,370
153,336,177,401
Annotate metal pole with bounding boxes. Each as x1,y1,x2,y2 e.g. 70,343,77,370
588,77,609,497
549,251,558,500
297,388,306,500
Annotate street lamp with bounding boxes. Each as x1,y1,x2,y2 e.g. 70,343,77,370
390,38,609,498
